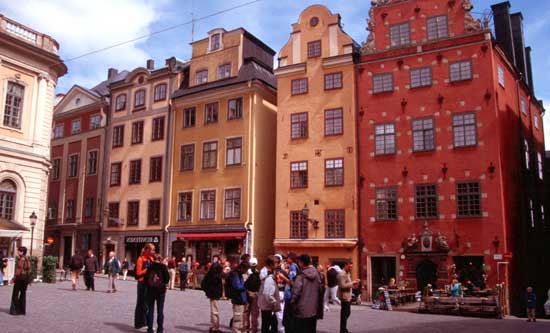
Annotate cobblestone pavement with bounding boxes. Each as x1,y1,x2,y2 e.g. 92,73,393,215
1,277,549,332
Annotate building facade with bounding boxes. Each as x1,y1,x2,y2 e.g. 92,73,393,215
357,0,545,315
0,15,66,269
102,59,185,266
44,70,124,267
274,5,360,274
168,28,277,265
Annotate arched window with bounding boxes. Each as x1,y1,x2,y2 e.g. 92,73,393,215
0,180,16,220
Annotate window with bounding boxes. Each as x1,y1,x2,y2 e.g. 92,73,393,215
115,94,126,111
200,190,216,220
228,98,243,120
291,113,308,139
529,199,534,228
450,61,473,82
3,82,24,129
52,159,61,180
84,197,94,218
524,139,530,169
108,202,120,227
453,113,477,148
375,123,396,155
218,64,231,80
325,108,343,136
456,182,482,217
129,159,142,184
87,151,98,175
291,78,308,95
375,187,398,221
290,211,308,239
180,144,195,171
497,66,505,87
538,152,544,179
68,154,79,178
427,15,448,40
521,98,527,115
178,192,192,222
131,121,144,144
134,89,145,108
202,141,218,169
390,22,410,47
226,137,242,166
325,158,344,187
149,156,162,182
204,102,219,124
110,162,122,186
71,119,81,134
196,70,208,85
183,107,196,128
415,184,438,219
89,114,101,130
152,117,165,141
210,33,221,51
372,73,394,94
53,124,63,139
290,161,308,189
154,84,167,102
148,199,161,225
412,118,435,152
307,40,321,58
48,203,57,219
325,209,345,238
224,188,241,219
534,115,539,129
127,201,140,226
0,180,16,220
410,67,432,88
325,72,343,90
66,199,76,219
112,125,124,148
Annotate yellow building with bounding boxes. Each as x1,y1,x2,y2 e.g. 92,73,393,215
274,5,359,273
102,59,185,265
168,28,277,265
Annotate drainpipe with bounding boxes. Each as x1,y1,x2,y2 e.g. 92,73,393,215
354,60,365,297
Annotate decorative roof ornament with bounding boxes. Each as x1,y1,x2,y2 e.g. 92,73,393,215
463,0,483,33
361,5,376,54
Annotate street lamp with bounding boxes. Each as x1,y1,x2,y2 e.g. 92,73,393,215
29,211,37,256
301,204,319,230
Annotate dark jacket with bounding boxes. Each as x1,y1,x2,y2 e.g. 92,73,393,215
146,262,170,298
527,292,537,309
231,270,248,305
69,254,84,271
84,255,99,272
291,265,321,319
203,262,223,300
326,267,339,288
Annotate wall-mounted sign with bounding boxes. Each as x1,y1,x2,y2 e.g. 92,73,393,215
125,236,160,244
493,254,503,261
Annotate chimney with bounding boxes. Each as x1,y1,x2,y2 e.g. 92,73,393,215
511,13,529,86
107,68,118,80
525,46,535,94
165,57,176,69
146,59,155,70
491,2,516,66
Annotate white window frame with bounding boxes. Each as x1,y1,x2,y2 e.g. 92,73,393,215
71,119,81,134
497,65,505,87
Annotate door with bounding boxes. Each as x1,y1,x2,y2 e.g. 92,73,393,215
416,259,438,291
196,242,209,266
371,257,396,297
62,236,72,268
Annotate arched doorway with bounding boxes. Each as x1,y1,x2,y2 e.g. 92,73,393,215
416,259,438,291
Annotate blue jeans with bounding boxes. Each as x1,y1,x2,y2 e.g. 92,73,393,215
0,269,4,285
147,292,165,333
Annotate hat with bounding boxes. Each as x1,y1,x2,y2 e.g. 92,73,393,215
249,257,258,267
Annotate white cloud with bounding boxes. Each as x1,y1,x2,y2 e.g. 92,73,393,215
3,0,169,91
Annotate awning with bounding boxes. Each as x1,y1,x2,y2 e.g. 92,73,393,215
177,232,246,241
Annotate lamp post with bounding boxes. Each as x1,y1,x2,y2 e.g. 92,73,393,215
29,211,37,256
301,204,319,230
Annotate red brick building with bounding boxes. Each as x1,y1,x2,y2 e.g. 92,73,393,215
357,0,545,315
45,69,126,267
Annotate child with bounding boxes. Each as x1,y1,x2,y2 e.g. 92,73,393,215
146,254,170,333
526,286,537,322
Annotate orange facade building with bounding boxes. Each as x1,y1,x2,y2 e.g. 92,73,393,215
274,5,360,273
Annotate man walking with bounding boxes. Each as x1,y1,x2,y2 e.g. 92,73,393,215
135,243,155,330
526,286,537,322
10,246,31,315
230,262,249,333
244,258,261,333
338,260,359,333
167,256,177,290
69,250,84,291
84,249,99,291
202,255,224,333
178,257,189,291
290,255,321,333
104,251,121,293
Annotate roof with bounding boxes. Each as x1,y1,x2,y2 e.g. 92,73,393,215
90,70,129,96
191,27,276,56
173,58,276,99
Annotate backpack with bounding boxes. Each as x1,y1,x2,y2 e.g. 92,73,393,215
327,268,338,287
245,270,261,292
146,267,163,290
225,270,237,299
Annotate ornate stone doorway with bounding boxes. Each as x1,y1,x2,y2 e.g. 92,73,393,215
416,259,438,291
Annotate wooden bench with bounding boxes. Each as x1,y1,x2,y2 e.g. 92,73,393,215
420,296,502,319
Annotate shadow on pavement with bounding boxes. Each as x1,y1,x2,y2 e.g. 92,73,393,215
175,325,208,332
104,322,136,332
0,308,11,315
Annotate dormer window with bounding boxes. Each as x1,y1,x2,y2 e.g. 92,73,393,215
218,64,231,80
196,70,208,85
210,33,221,51
390,22,410,48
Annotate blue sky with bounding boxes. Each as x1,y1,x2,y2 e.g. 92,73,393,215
3,0,549,139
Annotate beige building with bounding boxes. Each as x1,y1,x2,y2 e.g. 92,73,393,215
102,59,185,265
168,28,277,265
274,5,359,273
0,15,66,269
